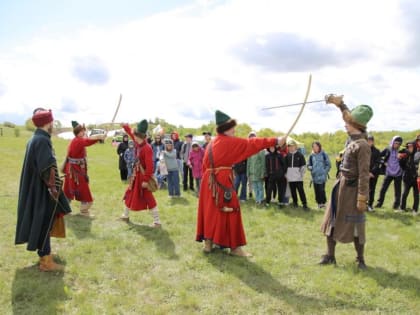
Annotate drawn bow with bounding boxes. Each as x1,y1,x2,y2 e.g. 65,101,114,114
284,74,312,139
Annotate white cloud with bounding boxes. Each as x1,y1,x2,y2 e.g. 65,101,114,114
0,0,418,134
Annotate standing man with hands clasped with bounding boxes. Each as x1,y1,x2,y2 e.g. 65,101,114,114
15,108,72,271
320,95,373,269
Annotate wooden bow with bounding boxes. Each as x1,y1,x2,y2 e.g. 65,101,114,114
102,94,123,140
284,74,312,139
111,94,123,126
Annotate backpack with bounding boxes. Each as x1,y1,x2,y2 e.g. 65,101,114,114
309,151,328,168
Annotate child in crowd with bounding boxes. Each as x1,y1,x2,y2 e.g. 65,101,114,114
124,140,136,180
233,159,248,202
162,139,180,198
398,141,419,215
247,141,266,206
285,139,308,209
265,146,287,208
157,152,168,189
308,141,331,209
188,142,205,197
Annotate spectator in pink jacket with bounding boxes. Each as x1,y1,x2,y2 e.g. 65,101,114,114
188,142,205,197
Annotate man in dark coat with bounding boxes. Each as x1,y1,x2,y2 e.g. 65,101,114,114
320,95,373,269
117,134,129,182
15,108,72,271
367,135,382,211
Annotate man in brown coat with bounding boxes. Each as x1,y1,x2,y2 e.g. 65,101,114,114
320,95,373,269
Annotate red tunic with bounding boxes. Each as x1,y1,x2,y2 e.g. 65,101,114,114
63,137,99,202
123,125,157,211
196,134,277,249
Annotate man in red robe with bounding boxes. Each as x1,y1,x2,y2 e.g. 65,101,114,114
63,121,105,217
119,120,161,227
196,110,285,257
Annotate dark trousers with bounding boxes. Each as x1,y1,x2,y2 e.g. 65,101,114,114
37,235,51,257
313,182,327,204
377,175,402,208
401,179,419,211
183,163,194,190
234,173,247,201
368,175,379,207
289,181,307,206
264,177,276,200
119,168,128,181
266,177,286,204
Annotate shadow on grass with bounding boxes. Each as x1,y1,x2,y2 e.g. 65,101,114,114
368,210,414,226
128,222,179,260
361,266,420,297
65,214,94,239
280,206,316,220
206,250,374,313
167,196,191,205
11,265,67,314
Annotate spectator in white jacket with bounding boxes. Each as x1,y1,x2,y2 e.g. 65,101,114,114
285,139,308,209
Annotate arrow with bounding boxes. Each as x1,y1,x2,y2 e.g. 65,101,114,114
261,99,325,110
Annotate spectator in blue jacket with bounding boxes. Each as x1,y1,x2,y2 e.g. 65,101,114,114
308,141,331,209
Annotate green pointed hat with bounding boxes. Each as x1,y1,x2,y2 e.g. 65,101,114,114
215,110,231,126
350,105,373,129
215,110,237,133
72,120,86,135
135,119,148,136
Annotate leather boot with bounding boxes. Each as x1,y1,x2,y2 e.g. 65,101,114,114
39,255,64,272
203,239,213,253
80,202,94,218
354,237,367,270
319,236,336,265
230,246,252,257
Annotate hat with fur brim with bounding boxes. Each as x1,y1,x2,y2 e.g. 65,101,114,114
134,119,148,136
32,109,54,127
342,104,373,131
72,120,86,136
215,110,237,134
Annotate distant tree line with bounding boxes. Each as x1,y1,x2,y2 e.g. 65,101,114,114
12,117,420,156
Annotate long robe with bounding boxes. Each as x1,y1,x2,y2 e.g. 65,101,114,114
123,125,157,210
63,136,99,202
196,134,277,249
15,129,71,251
321,133,370,244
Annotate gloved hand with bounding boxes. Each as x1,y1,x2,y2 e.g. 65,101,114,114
43,167,59,201
357,194,368,212
325,94,344,107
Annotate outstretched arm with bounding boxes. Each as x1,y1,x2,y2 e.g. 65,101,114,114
325,94,352,124
122,124,135,141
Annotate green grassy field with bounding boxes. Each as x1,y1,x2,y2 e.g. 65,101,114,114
1,126,419,315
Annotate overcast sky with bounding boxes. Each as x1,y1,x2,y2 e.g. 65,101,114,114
0,0,419,133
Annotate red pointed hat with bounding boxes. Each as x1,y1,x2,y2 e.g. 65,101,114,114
32,109,54,127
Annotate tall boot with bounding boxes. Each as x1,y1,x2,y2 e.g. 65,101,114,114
119,206,130,222
354,237,367,269
80,202,94,218
149,207,161,228
39,255,64,272
319,236,336,265
203,239,213,253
